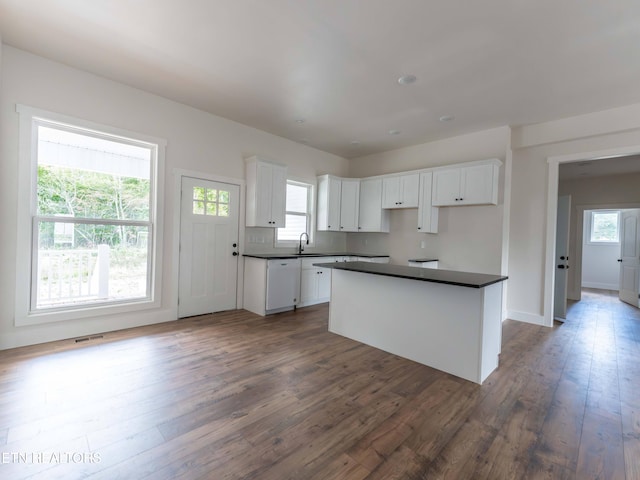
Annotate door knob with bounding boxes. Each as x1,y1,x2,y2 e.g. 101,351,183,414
618,259,623,262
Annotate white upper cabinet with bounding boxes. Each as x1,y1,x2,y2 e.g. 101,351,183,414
245,156,287,227
358,178,389,232
382,173,420,209
317,175,359,232
339,179,360,232
417,172,438,233
317,175,341,231
432,160,500,207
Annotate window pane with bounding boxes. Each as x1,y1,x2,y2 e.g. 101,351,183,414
193,201,205,215
219,204,229,217
193,187,205,200
206,203,217,216
37,126,151,221
278,214,308,241
592,212,619,242
36,221,149,309
286,183,308,213
219,190,229,204
206,189,217,202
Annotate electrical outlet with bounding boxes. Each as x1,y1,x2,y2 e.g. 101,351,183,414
421,240,427,249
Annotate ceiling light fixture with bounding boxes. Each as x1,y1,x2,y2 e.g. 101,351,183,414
388,130,401,135
439,115,455,122
295,118,305,124
350,140,361,145
398,74,417,85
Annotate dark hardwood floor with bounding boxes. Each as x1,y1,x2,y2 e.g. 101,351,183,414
0,288,638,479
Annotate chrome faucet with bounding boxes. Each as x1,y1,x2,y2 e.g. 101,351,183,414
298,232,309,255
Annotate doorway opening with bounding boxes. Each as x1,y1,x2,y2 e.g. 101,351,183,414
549,154,640,325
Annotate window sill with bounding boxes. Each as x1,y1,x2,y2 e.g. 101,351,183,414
15,297,161,327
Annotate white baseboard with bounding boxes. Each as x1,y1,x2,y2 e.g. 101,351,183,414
0,308,177,350
507,310,545,326
582,282,619,291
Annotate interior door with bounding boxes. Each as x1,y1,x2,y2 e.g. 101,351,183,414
178,177,240,317
619,210,640,307
554,195,571,320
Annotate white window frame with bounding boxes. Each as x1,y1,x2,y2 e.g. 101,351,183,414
587,210,621,245
275,179,314,247
15,105,166,326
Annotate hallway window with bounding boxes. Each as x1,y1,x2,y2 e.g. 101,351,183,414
590,211,620,243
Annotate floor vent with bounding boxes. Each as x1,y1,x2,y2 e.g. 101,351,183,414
74,335,104,343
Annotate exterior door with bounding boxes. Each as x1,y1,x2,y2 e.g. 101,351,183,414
619,210,640,307
179,177,240,317
554,195,571,320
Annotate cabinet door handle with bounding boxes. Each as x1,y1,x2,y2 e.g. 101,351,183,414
418,227,421,230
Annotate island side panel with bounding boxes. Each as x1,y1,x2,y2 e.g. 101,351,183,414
479,282,504,383
328,269,484,383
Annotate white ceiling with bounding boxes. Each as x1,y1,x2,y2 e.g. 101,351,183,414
1,1,640,159
559,155,640,181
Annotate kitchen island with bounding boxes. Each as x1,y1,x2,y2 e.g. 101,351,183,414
314,261,508,384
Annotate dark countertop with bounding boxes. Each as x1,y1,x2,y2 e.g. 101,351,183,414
408,258,438,263
313,261,507,289
243,252,390,260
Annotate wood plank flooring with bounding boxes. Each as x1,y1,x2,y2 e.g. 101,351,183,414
0,288,638,479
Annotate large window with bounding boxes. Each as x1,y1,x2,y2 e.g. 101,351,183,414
16,106,164,323
276,180,313,244
590,211,620,244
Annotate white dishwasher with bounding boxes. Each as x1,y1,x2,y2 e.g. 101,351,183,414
266,258,301,313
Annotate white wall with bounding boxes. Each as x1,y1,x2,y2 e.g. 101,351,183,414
581,210,620,290
509,104,640,325
347,126,511,273
0,46,349,349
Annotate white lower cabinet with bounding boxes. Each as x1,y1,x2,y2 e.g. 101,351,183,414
300,266,331,306
299,257,335,307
